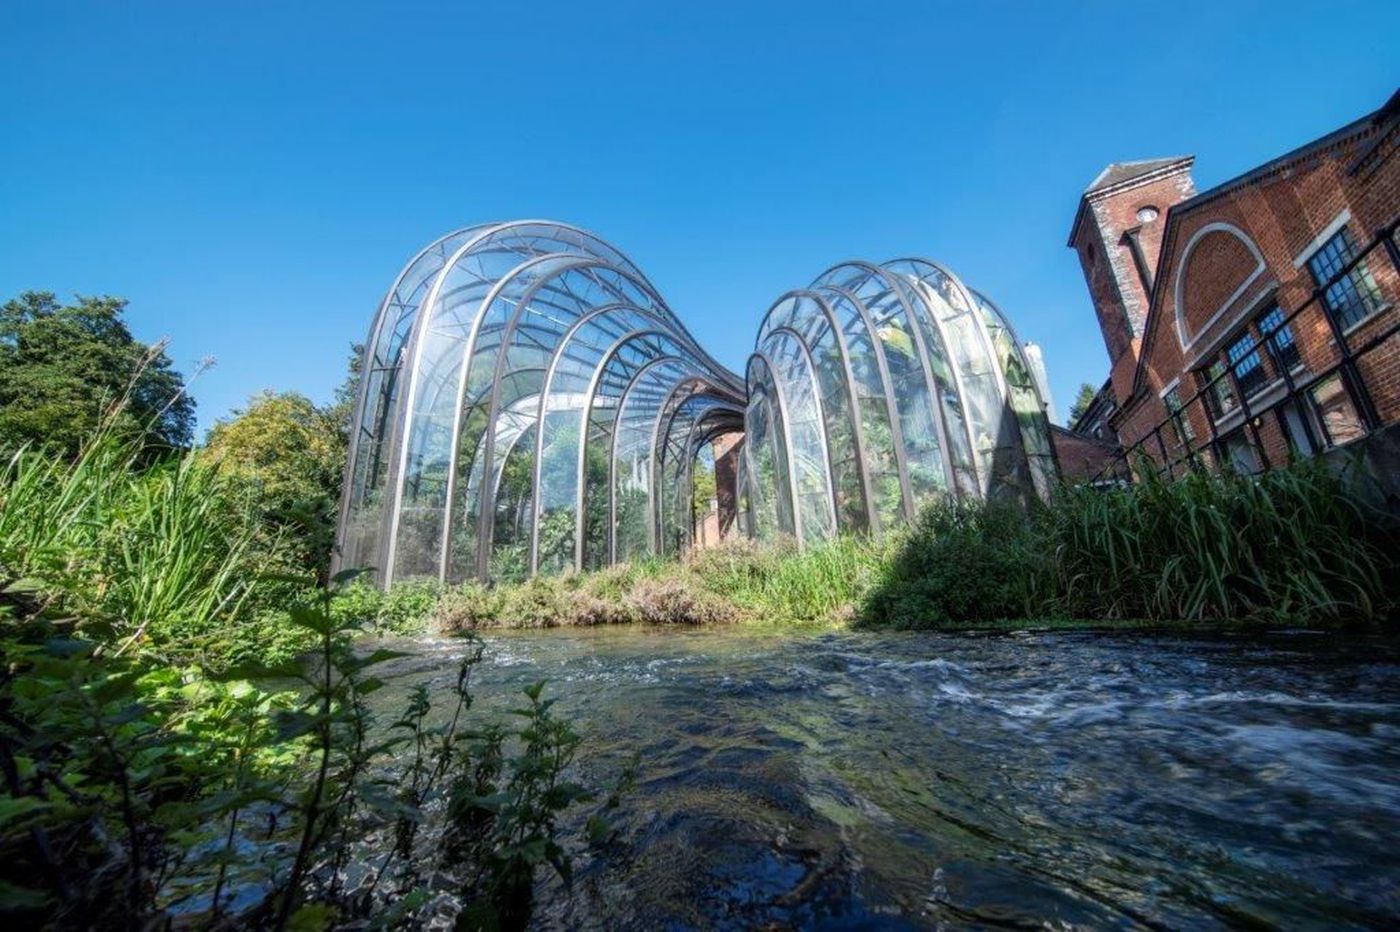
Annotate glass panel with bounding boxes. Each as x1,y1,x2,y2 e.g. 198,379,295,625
1225,330,1266,397
779,294,868,531
817,286,906,528
890,260,1029,500
816,265,951,503
1257,306,1301,372
744,356,795,541
759,331,836,543
1308,228,1384,331
1310,375,1366,447
970,289,1057,501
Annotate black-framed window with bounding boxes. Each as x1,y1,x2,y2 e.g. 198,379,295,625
1197,360,1237,420
1221,428,1261,475
1307,227,1384,330
1224,330,1267,397
1163,386,1194,444
1256,305,1301,372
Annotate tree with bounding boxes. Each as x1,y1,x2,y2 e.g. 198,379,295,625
1068,382,1099,427
0,291,195,456
201,391,346,578
324,342,364,438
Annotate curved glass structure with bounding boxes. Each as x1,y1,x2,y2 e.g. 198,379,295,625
742,259,1057,544
336,222,1057,584
335,221,745,586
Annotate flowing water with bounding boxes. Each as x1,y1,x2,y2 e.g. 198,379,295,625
373,627,1400,929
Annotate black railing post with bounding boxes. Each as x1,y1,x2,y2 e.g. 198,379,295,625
1315,242,1383,431
1224,359,1271,472
1260,323,1320,459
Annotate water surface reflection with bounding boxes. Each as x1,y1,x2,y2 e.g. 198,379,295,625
376,628,1400,928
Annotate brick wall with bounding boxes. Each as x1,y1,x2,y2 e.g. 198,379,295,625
1070,166,1196,404
1072,95,1400,474
1049,425,1122,482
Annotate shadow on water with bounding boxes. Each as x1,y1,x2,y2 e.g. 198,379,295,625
370,627,1400,929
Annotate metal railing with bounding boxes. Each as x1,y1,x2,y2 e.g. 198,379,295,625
1093,218,1400,483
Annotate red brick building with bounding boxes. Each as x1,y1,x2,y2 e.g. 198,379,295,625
1069,90,1400,476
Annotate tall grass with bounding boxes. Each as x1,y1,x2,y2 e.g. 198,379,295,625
1044,462,1393,623
860,461,1398,628
367,536,887,634
685,535,884,623
0,430,300,664
344,461,1397,636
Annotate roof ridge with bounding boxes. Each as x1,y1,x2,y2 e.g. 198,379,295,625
1084,156,1193,194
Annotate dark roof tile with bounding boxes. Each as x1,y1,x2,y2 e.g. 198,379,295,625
1084,157,1192,194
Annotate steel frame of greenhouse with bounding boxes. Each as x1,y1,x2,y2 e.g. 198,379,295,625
334,221,1057,586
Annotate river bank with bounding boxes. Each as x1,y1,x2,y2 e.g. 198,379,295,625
340,465,1399,640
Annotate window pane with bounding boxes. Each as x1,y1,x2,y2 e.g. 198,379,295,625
1257,306,1301,371
1222,429,1261,474
1197,361,1236,419
1309,374,1366,446
1225,331,1266,397
1277,400,1320,457
1307,229,1384,331
1164,387,1194,443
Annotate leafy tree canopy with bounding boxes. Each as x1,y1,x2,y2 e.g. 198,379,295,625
0,291,194,456
324,342,363,436
202,391,346,578
1068,382,1099,427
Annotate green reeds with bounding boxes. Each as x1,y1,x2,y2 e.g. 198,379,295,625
1044,462,1392,623
0,428,293,662
862,460,1397,628
352,461,1397,635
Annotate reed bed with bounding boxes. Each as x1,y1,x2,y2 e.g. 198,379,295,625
0,431,301,664
863,461,1397,628
362,461,1399,634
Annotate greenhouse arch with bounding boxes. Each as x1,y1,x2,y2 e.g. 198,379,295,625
335,221,1057,585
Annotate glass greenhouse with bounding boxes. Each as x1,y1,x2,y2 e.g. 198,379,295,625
335,221,1056,586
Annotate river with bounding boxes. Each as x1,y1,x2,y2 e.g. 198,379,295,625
371,627,1400,929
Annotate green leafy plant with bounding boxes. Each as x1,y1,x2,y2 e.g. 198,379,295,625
0,568,621,930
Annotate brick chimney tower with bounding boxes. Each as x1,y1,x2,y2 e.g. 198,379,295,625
1068,157,1195,401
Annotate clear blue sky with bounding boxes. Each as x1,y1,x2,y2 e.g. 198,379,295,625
2,1,1396,433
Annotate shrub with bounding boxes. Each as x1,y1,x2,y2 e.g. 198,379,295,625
858,461,1398,628
858,499,1041,628
581,561,647,602
0,577,624,929
495,575,571,628
329,580,385,625
376,579,442,634
623,575,737,625
432,582,502,632
1042,461,1396,623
